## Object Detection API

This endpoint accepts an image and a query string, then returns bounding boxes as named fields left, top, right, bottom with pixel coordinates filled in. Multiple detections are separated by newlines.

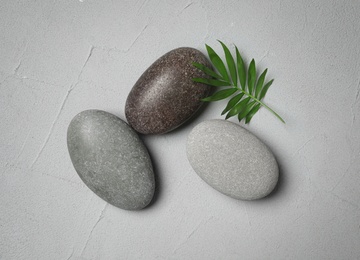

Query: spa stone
left=67, top=110, right=155, bottom=210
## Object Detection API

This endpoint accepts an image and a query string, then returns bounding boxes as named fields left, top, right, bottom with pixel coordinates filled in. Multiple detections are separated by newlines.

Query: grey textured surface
left=67, top=110, right=155, bottom=210
left=2, top=1, right=360, bottom=259
left=187, top=119, right=279, bottom=200
left=125, top=47, right=212, bottom=134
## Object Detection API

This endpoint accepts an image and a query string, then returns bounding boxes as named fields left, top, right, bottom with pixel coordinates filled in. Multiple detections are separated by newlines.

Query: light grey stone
left=67, top=110, right=155, bottom=210
left=186, top=119, right=279, bottom=200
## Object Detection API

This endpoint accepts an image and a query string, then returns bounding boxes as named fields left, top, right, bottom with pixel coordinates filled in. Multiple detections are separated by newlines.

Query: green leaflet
left=255, top=69, right=267, bottom=98
left=226, top=97, right=251, bottom=119
left=192, top=62, right=223, bottom=80
left=201, top=88, right=237, bottom=102
left=193, top=78, right=230, bottom=87
left=205, top=44, right=230, bottom=82
left=259, top=79, right=274, bottom=100
left=245, top=103, right=261, bottom=123
left=221, top=93, right=244, bottom=115
left=236, top=47, right=246, bottom=90
left=219, top=40, right=237, bottom=87
left=247, top=59, right=256, bottom=95
left=238, top=100, right=257, bottom=122
left=192, top=42, right=285, bottom=124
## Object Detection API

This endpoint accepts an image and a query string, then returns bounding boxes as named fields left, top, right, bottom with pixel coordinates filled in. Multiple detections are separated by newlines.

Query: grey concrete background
left=1, top=0, right=359, bottom=259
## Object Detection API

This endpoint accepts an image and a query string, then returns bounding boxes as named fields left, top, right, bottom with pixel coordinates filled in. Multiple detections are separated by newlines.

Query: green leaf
left=218, top=41, right=237, bottom=87
left=255, top=69, right=267, bottom=98
left=226, top=97, right=251, bottom=119
left=193, top=78, right=230, bottom=87
left=201, top=88, right=237, bottom=102
left=205, top=44, right=230, bottom=82
left=196, top=41, right=285, bottom=124
left=238, top=100, right=256, bottom=122
left=235, top=47, right=246, bottom=90
left=248, top=59, right=256, bottom=94
left=245, top=103, right=261, bottom=123
left=259, top=79, right=274, bottom=100
left=221, top=92, right=244, bottom=115
left=192, top=62, right=223, bottom=80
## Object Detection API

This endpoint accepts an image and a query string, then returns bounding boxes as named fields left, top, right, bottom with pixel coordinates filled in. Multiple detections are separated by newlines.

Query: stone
left=125, top=47, right=212, bottom=134
left=186, top=119, right=279, bottom=200
left=67, top=110, right=155, bottom=210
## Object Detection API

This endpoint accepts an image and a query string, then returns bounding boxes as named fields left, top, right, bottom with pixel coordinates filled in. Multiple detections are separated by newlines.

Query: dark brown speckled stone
left=125, top=47, right=212, bottom=134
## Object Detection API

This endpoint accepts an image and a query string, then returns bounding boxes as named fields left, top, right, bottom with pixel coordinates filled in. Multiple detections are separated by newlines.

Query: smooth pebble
left=186, top=119, right=279, bottom=200
left=67, top=110, right=155, bottom=210
left=125, top=47, right=212, bottom=134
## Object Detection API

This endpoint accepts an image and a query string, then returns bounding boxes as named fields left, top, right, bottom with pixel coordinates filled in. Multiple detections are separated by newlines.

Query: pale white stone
left=186, top=119, right=279, bottom=200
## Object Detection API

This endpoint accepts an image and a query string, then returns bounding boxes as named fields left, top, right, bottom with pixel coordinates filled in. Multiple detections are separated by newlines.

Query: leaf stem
left=235, top=87, right=285, bottom=123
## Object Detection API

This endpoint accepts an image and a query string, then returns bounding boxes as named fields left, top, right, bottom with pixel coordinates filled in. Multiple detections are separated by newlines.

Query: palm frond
left=193, top=42, right=285, bottom=124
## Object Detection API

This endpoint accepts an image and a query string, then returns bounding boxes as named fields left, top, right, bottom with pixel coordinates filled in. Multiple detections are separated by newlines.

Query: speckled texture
left=125, top=47, right=212, bottom=134
left=67, top=110, right=155, bottom=210
left=187, top=119, right=279, bottom=200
